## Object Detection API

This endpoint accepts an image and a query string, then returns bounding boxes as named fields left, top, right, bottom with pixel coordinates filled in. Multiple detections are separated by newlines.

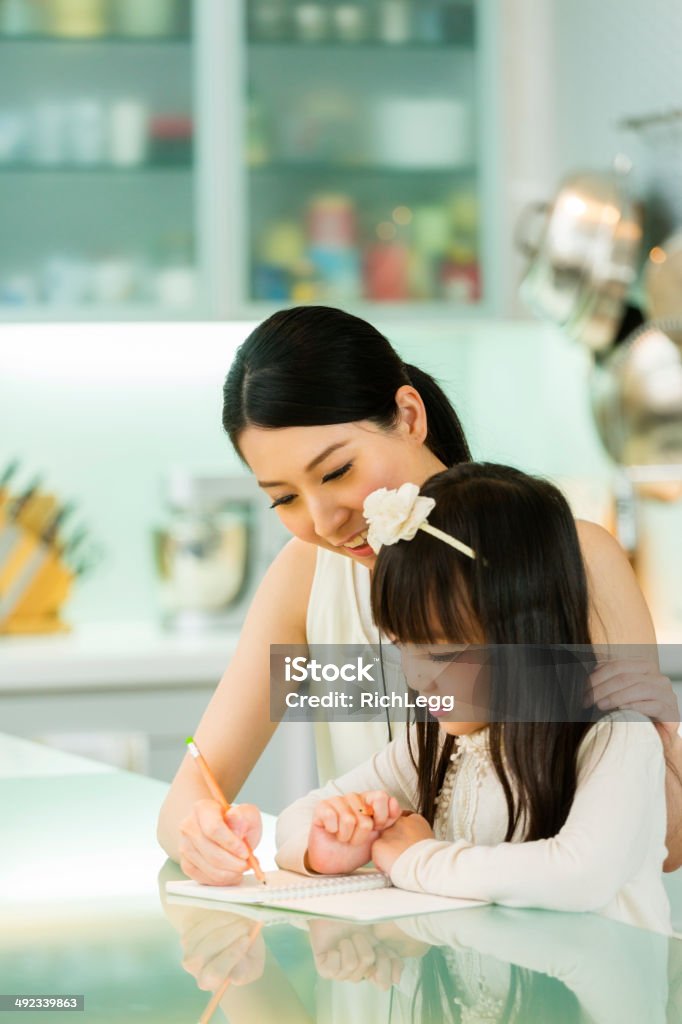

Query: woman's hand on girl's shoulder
left=371, top=814, right=434, bottom=876
left=178, top=800, right=262, bottom=886
left=306, top=790, right=401, bottom=875
left=587, top=657, right=679, bottom=739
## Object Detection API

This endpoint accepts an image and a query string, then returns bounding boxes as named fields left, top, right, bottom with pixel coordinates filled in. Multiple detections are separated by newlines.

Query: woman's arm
left=375, top=718, right=669, bottom=926
left=576, top=520, right=657, bottom=648
left=577, top=520, right=682, bottom=870
left=157, top=537, right=316, bottom=868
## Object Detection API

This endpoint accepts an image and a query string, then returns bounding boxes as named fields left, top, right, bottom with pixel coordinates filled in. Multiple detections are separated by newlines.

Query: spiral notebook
left=166, top=869, right=486, bottom=921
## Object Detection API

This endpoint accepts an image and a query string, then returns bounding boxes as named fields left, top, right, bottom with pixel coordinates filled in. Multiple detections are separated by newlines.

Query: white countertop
left=0, top=621, right=239, bottom=690
left=1, top=621, right=681, bottom=693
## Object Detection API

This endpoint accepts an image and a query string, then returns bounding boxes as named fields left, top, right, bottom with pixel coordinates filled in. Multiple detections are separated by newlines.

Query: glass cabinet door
left=242, top=0, right=485, bottom=314
left=0, top=0, right=200, bottom=320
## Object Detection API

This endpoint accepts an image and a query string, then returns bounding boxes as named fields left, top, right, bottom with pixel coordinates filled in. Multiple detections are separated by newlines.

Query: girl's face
left=239, top=390, right=444, bottom=567
left=399, top=641, right=490, bottom=735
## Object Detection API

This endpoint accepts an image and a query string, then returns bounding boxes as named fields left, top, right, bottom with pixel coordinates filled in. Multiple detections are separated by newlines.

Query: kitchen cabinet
left=0, top=0, right=500, bottom=322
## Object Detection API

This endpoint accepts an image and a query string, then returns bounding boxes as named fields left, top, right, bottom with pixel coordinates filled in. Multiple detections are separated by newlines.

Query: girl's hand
left=306, top=790, right=402, bottom=875
left=587, top=659, right=680, bottom=739
left=308, top=920, right=404, bottom=990
left=178, top=800, right=262, bottom=886
left=371, top=814, right=434, bottom=875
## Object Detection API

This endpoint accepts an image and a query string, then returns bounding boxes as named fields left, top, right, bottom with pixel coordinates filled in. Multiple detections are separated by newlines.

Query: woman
left=157, top=306, right=681, bottom=883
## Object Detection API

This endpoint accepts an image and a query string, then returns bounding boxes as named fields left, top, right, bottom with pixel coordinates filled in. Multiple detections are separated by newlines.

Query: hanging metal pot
left=517, top=166, right=643, bottom=353
left=590, top=319, right=682, bottom=469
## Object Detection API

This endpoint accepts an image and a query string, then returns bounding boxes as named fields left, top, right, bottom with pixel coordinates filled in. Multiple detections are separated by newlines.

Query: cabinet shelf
left=247, top=38, right=472, bottom=51
left=0, top=162, right=192, bottom=175
left=249, top=161, right=476, bottom=177
left=0, top=33, right=191, bottom=44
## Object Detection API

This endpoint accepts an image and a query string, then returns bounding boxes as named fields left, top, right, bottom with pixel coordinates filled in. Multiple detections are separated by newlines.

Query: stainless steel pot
left=590, top=320, right=682, bottom=467
left=517, top=168, right=643, bottom=353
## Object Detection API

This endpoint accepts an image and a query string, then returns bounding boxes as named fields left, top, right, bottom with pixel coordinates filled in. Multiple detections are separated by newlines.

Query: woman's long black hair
left=371, top=463, right=601, bottom=843
left=222, top=305, right=471, bottom=467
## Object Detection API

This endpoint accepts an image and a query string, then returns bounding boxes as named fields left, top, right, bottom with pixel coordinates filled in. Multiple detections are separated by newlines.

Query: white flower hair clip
left=363, top=482, right=476, bottom=559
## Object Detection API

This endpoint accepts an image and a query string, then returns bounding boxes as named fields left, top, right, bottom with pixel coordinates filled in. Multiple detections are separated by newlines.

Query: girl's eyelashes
left=268, top=462, right=352, bottom=508
left=428, top=649, right=469, bottom=663
left=321, top=461, right=353, bottom=484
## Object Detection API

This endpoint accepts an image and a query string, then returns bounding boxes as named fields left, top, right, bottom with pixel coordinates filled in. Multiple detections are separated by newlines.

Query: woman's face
left=239, top=392, right=444, bottom=566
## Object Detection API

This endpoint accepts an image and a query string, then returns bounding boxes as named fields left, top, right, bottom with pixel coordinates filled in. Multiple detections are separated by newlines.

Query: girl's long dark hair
left=371, top=463, right=599, bottom=843
left=222, top=305, right=471, bottom=467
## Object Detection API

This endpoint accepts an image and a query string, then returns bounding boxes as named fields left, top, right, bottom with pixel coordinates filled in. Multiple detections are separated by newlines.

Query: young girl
left=276, top=463, right=671, bottom=934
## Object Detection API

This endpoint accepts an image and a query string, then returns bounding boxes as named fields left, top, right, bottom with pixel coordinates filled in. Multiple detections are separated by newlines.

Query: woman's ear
left=394, top=385, right=429, bottom=444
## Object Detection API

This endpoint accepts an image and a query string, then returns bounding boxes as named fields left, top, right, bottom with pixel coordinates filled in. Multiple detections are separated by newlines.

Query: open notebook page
left=166, top=869, right=486, bottom=921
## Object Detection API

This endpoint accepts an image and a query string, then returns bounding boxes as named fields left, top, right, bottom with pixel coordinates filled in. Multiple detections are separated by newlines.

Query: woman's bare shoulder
left=250, top=537, right=318, bottom=633
left=575, top=520, right=656, bottom=646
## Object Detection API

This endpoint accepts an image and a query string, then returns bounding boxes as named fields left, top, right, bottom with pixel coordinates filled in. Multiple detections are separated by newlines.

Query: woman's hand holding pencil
left=177, top=737, right=265, bottom=887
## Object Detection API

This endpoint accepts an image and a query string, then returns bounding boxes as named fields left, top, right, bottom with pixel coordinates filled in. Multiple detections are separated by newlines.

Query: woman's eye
left=321, top=462, right=352, bottom=484
left=270, top=494, right=295, bottom=509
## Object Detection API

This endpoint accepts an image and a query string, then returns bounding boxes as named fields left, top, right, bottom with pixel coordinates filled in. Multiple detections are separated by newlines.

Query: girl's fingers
left=313, top=801, right=340, bottom=834
left=362, top=790, right=391, bottom=827
left=332, top=795, right=370, bottom=843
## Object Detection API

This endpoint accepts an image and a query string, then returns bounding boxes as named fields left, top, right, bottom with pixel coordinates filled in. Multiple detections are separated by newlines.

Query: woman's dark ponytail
left=223, top=305, right=471, bottom=467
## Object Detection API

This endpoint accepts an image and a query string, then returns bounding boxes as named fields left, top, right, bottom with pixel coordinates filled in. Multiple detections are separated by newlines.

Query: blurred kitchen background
left=1, top=0, right=682, bottom=814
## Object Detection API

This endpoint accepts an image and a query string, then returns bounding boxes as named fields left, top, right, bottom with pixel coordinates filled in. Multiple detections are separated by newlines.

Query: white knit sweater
left=276, top=715, right=671, bottom=934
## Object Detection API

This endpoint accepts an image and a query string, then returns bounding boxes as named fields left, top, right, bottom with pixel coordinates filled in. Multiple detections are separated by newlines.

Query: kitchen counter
left=0, top=621, right=239, bottom=690
left=0, top=621, right=316, bottom=808
left=3, top=733, right=682, bottom=1023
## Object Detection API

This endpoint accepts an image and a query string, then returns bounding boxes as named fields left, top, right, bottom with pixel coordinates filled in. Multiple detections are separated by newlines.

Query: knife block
left=0, top=522, right=73, bottom=635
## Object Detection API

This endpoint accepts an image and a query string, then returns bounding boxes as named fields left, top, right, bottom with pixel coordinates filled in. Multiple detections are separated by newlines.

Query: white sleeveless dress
left=306, top=547, right=406, bottom=784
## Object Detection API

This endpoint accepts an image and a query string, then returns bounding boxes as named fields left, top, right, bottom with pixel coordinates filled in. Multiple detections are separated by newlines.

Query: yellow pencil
left=186, top=737, right=266, bottom=885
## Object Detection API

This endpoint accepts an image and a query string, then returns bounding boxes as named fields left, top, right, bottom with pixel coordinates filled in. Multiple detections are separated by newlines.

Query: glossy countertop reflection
left=2, top=734, right=682, bottom=1023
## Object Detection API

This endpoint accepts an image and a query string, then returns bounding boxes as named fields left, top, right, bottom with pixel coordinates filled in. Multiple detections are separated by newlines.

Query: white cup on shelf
left=30, top=102, right=67, bottom=165
left=67, top=99, right=106, bottom=165
left=91, top=256, right=136, bottom=303
left=108, top=99, right=148, bottom=166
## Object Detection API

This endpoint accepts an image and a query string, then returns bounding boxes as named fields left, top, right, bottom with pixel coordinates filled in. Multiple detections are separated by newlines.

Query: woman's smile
left=239, top=419, right=444, bottom=562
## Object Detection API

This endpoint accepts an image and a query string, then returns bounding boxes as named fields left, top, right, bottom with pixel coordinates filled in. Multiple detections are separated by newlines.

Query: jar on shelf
left=0, top=0, right=44, bottom=36
left=248, top=0, right=289, bottom=41
left=293, top=1, right=331, bottom=43
left=47, top=0, right=108, bottom=37
left=377, top=0, right=412, bottom=44
left=154, top=232, right=197, bottom=308
left=331, top=1, right=370, bottom=43
left=148, top=114, right=193, bottom=166
left=112, top=0, right=182, bottom=37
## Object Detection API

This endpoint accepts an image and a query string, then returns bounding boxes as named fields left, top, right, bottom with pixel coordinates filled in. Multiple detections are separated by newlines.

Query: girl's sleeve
left=276, top=732, right=419, bottom=874
left=389, top=717, right=666, bottom=912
